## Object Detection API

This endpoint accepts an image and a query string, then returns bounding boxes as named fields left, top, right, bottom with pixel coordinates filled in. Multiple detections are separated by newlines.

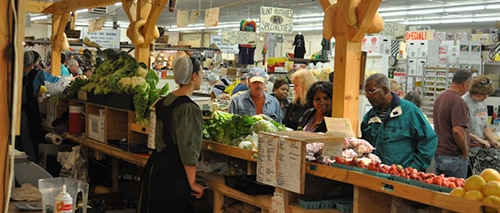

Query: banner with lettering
left=204, top=7, right=219, bottom=27
left=259, top=6, right=293, bottom=34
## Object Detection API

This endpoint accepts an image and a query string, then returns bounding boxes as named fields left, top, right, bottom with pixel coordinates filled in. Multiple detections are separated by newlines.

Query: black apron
left=137, top=96, right=196, bottom=213
left=17, top=69, right=43, bottom=162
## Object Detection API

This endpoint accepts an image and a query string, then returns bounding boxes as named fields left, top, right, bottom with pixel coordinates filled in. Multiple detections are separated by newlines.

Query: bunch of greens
left=65, top=77, right=88, bottom=99
left=81, top=49, right=169, bottom=125
left=202, top=111, right=285, bottom=145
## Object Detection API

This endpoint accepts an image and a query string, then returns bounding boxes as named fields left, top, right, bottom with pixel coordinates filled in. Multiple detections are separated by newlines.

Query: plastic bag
left=44, top=77, right=71, bottom=95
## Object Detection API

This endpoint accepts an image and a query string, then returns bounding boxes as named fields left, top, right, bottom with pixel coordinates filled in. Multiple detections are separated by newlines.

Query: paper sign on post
left=324, top=117, right=355, bottom=138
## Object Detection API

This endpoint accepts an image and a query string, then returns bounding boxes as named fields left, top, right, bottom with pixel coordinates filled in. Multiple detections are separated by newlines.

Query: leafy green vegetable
left=203, top=111, right=285, bottom=145
left=80, top=50, right=169, bottom=124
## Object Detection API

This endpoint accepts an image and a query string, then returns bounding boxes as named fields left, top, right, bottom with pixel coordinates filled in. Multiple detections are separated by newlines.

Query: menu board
left=256, top=133, right=305, bottom=194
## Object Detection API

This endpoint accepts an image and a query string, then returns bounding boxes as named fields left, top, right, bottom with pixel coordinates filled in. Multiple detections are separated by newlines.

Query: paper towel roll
left=45, top=133, right=62, bottom=145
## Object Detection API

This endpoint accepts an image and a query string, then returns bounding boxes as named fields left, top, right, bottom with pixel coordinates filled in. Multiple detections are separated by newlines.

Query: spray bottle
left=54, top=184, right=73, bottom=213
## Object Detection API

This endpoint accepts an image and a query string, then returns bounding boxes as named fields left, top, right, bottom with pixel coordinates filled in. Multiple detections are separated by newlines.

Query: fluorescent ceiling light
left=486, top=4, right=500, bottom=9
left=76, top=9, right=87, bottom=13
left=379, top=11, right=408, bottom=17
left=444, top=5, right=485, bottom=12
left=474, top=17, right=500, bottom=22
left=293, top=17, right=323, bottom=23
left=168, top=23, right=241, bottom=32
left=408, top=9, right=443, bottom=15
left=31, top=15, right=48, bottom=21
left=440, top=18, right=472, bottom=24
left=115, top=2, right=122, bottom=6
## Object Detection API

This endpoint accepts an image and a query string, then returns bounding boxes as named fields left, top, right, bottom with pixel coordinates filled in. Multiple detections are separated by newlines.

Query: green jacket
left=361, top=94, right=437, bottom=171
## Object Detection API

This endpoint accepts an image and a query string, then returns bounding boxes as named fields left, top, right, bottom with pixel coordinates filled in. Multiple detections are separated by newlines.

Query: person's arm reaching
left=483, top=126, right=500, bottom=148
left=470, top=132, right=491, bottom=148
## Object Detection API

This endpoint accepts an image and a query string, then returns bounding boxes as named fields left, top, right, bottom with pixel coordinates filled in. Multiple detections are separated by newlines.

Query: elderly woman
left=462, top=75, right=500, bottom=174
left=283, top=69, right=317, bottom=130
left=298, top=81, right=333, bottom=132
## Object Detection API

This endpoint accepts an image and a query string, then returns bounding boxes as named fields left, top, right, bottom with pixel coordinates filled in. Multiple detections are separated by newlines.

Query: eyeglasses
left=480, top=79, right=491, bottom=85
left=365, top=88, right=382, bottom=95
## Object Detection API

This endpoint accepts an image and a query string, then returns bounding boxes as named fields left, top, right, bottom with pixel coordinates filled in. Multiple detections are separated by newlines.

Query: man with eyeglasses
left=433, top=69, right=472, bottom=178
left=361, top=73, right=437, bottom=172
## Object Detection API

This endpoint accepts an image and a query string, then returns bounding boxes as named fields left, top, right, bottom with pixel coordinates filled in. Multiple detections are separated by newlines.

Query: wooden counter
left=66, top=133, right=500, bottom=213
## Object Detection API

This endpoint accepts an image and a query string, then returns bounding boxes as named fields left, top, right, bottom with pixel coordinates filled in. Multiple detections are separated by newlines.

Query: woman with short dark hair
left=298, top=81, right=333, bottom=132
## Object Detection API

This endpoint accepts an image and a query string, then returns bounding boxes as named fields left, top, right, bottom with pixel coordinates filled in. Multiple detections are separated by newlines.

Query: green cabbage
left=251, top=120, right=278, bottom=133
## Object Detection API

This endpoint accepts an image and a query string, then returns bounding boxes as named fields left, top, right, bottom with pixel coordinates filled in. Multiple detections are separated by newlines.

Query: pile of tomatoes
left=334, top=156, right=465, bottom=189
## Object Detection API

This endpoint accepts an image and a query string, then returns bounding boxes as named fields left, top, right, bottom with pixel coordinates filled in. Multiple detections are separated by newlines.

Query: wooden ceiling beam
left=43, top=0, right=119, bottom=14
left=141, top=0, right=168, bottom=48
left=26, top=1, right=54, bottom=13
left=121, top=0, right=136, bottom=22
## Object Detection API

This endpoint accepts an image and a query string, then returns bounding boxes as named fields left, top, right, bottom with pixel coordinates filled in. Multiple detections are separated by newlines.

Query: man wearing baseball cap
left=228, top=68, right=282, bottom=123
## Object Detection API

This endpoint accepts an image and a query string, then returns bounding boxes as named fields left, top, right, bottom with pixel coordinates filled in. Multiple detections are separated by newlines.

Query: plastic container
left=38, top=177, right=88, bottom=213
left=68, top=106, right=84, bottom=134
left=54, top=184, right=72, bottom=213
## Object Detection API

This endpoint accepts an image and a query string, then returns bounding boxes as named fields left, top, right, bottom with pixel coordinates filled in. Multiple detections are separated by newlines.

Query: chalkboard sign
left=256, top=131, right=344, bottom=194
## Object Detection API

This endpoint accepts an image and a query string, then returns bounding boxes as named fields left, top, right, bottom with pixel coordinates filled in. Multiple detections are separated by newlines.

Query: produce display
left=75, top=49, right=169, bottom=125
left=449, top=169, right=500, bottom=213
left=203, top=110, right=285, bottom=146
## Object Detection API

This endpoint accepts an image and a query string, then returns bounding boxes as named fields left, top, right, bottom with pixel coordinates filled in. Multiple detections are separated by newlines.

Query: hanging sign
left=177, top=10, right=188, bottom=28
left=259, top=6, right=293, bottom=34
left=221, top=30, right=257, bottom=45
left=209, top=35, right=238, bottom=54
left=405, top=31, right=434, bottom=40
left=204, top=7, right=219, bottom=27
left=188, top=10, right=201, bottom=24
left=81, top=28, right=120, bottom=49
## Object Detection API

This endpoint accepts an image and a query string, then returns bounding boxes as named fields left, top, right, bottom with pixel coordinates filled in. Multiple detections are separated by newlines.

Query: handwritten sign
left=257, top=131, right=344, bottom=193
left=405, top=30, right=435, bottom=41
left=209, top=35, right=238, bottom=54
left=257, top=133, right=304, bottom=193
left=271, top=192, right=285, bottom=213
left=324, top=117, right=355, bottom=138
left=204, top=7, right=219, bottom=27
left=81, top=28, right=120, bottom=49
left=221, top=30, right=257, bottom=45
left=379, top=23, right=406, bottom=39
left=259, top=6, right=293, bottom=34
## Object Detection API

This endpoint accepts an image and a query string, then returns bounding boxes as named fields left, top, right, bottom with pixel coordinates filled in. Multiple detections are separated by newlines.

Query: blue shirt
left=60, top=64, right=70, bottom=77
left=228, top=91, right=282, bottom=123
left=26, top=70, right=60, bottom=98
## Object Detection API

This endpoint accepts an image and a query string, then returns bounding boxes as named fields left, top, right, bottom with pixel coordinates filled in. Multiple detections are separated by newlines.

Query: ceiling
left=32, top=0, right=500, bottom=32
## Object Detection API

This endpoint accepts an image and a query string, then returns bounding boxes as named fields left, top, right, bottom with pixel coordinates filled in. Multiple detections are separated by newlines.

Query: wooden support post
left=353, top=186, right=392, bottom=213
left=50, top=13, right=70, bottom=76
left=274, top=188, right=291, bottom=213
left=321, top=0, right=383, bottom=137
left=213, top=191, right=224, bottom=213
left=1, top=0, right=25, bottom=210
left=331, top=36, right=362, bottom=134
